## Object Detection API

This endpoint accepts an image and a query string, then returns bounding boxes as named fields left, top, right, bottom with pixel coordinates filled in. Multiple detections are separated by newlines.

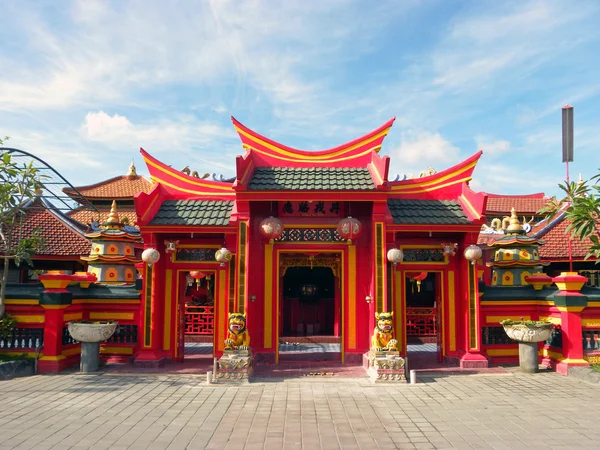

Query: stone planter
left=68, top=321, right=118, bottom=373
left=502, top=323, right=553, bottom=343
left=501, top=322, right=553, bottom=374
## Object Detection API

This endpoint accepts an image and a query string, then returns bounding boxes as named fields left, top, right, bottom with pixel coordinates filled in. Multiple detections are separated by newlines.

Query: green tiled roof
left=387, top=199, right=471, bottom=225
left=247, top=167, right=375, bottom=191
left=149, top=200, right=233, bottom=226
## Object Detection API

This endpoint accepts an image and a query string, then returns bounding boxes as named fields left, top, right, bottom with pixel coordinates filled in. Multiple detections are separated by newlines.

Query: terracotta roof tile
left=485, top=193, right=549, bottom=215
left=537, top=219, right=597, bottom=260
left=68, top=208, right=138, bottom=228
left=64, top=175, right=153, bottom=200
left=1, top=199, right=91, bottom=257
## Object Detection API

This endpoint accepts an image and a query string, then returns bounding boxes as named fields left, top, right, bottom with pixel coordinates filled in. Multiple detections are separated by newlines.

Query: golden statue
left=224, top=312, right=250, bottom=350
left=371, top=312, right=398, bottom=351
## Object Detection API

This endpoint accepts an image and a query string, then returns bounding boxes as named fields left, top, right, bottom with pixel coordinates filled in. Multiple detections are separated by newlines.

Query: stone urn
left=501, top=321, right=553, bottom=373
left=68, top=321, right=118, bottom=373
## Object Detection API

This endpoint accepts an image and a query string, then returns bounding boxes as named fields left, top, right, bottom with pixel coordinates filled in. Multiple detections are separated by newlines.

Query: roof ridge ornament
left=505, top=207, right=524, bottom=235
left=102, top=200, right=123, bottom=230
left=127, top=160, right=137, bottom=177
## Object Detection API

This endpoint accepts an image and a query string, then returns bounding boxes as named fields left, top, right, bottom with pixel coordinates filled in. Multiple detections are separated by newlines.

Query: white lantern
left=141, top=248, right=160, bottom=266
left=387, top=248, right=404, bottom=266
left=464, top=244, right=482, bottom=265
left=215, top=247, right=232, bottom=266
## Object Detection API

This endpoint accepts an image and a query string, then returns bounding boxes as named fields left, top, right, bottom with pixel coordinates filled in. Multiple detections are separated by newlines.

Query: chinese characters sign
left=278, top=201, right=343, bottom=217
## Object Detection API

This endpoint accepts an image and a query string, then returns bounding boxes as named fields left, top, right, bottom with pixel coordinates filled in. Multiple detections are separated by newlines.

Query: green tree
left=0, top=140, right=47, bottom=317
left=539, top=172, right=600, bottom=261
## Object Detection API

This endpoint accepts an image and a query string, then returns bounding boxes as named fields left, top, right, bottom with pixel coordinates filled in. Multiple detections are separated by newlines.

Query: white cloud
left=431, top=1, right=597, bottom=91
left=470, top=163, right=557, bottom=195
left=475, top=138, right=511, bottom=157
left=387, top=129, right=461, bottom=178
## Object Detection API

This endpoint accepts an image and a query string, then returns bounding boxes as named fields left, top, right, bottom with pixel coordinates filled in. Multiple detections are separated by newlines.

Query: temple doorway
left=405, top=271, right=443, bottom=367
left=278, top=256, right=341, bottom=361
left=176, top=270, right=215, bottom=362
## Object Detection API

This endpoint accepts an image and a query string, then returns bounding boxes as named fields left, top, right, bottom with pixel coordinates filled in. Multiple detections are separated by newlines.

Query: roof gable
left=388, top=199, right=471, bottom=225
left=64, top=175, right=153, bottom=200
left=1, top=198, right=91, bottom=256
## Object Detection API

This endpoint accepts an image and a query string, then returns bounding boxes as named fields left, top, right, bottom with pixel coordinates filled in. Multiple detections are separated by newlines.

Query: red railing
left=184, top=305, right=214, bottom=335
left=406, top=307, right=436, bottom=336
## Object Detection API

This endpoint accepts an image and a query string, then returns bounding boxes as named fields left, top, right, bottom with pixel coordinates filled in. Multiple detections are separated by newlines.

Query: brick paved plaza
left=0, top=370, right=598, bottom=449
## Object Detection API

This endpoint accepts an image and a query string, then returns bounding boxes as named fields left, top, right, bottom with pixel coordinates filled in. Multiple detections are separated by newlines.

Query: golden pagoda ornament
left=81, top=201, right=142, bottom=284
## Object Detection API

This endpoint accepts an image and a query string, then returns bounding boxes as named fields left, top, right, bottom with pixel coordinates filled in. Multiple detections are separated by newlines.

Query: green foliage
left=13, top=228, right=46, bottom=267
left=539, top=172, right=600, bottom=262
left=592, top=365, right=600, bottom=373
left=499, top=318, right=551, bottom=326
left=1, top=148, right=49, bottom=315
left=0, top=313, right=17, bottom=338
left=0, top=353, right=34, bottom=362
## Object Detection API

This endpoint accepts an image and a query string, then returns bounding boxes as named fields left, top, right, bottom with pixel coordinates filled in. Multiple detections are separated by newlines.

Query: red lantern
left=337, top=216, right=362, bottom=243
left=259, top=216, right=284, bottom=243
left=189, top=270, right=206, bottom=289
left=406, top=271, right=427, bottom=293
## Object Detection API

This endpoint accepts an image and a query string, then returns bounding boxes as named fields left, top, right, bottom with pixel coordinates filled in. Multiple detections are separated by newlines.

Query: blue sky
left=1, top=0, right=599, bottom=198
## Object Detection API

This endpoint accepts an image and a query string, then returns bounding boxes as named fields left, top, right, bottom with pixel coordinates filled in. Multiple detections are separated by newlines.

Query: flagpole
left=562, top=105, right=574, bottom=272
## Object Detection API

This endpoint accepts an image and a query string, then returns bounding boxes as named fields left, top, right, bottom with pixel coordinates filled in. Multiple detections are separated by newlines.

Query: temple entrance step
left=278, top=335, right=341, bottom=344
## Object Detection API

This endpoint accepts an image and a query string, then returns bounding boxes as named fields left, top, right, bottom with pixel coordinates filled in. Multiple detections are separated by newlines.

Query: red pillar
left=37, top=272, right=76, bottom=373
left=459, top=240, right=489, bottom=369
left=552, top=272, right=589, bottom=375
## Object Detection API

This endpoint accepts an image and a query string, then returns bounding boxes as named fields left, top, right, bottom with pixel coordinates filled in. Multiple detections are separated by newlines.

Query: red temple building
left=3, top=119, right=599, bottom=375
left=134, top=117, right=491, bottom=368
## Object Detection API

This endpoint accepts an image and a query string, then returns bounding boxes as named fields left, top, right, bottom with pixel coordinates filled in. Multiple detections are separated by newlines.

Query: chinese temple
left=134, top=117, right=491, bottom=368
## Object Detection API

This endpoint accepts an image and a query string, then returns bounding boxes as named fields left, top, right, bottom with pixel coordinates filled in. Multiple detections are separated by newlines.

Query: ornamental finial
left=127, top=160, right=137, bottom=177
left=505, top=207, right=523, bottom=234
left=106, top=200, right=120, bottom=225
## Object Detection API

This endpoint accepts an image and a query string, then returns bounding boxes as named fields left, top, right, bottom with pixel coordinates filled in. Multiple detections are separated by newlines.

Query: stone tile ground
left=0, top=370, right=598, bottom=449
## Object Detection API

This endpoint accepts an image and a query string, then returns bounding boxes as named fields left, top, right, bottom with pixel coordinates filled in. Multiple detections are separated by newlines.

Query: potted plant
left=500, top=318, right=553, bottom=373
left=67, top=320, right=118, bottom=373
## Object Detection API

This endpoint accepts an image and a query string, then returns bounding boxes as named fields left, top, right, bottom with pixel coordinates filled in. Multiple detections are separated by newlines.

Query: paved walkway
left=0, top=369, right=598, bottom=449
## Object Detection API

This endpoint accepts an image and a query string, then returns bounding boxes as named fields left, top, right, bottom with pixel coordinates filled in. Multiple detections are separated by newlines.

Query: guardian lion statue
left=224, top=312, right=250, bottom=350
left=371, top=312, right=398, bottom=351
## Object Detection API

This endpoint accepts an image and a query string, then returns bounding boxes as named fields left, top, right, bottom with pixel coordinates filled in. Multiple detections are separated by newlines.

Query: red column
left=459, top=240, right=488, bottom=369
left=552, top=272, right=589, bottom=375
left=37, top=272, right=76, bottom=373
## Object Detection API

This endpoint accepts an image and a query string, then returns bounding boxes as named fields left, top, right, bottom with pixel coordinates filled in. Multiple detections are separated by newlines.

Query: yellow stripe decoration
left=348, top=245, right=357, bottom=349
left=264, top=244, right=273, bottom=349
left=448, top=271, right=456, bottom=352
left=235, top=125, right=390, bottom=161
left=163, top=269, right=173, bottom=351
left=12, top=315, right=45, bottom=323
left=90, top=312, right=134, bottom=321
left=218, top=269, right=226, bottom=352
left=100, top=346, right=134, bottom=355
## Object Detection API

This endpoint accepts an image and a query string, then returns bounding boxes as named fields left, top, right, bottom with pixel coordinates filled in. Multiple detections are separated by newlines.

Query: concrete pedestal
left=80, top=342, right=101, bottom=373
left=363, top=351, right=406, bottom=382
left=217, top=350, right=253, bottom=382
left=518, top=342, right=539, bottom=373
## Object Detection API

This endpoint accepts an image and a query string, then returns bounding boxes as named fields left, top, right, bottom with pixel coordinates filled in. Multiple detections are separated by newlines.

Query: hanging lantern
left=464, top=244, right=482, bottom=265
left=215, top=247, right=232, bottom=266
left=189, top=270, right=206, bottom=289
left=387, top=248, right=404, bottom=266
left=141, top=248, right=160, bottom=266
left=337, top=216, right=362, bottom=243
left=407, top=271, right=428, bottom=293
left=259, top=216, right=284, bottom=243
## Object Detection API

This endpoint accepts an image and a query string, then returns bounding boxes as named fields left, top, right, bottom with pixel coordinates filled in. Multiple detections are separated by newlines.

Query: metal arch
left=0, top=147, right=99, bottom=219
